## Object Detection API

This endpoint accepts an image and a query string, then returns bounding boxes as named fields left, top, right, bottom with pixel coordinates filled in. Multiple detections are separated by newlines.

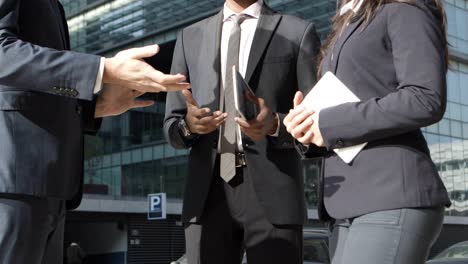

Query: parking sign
left=148, top=193, right=167, bottom=220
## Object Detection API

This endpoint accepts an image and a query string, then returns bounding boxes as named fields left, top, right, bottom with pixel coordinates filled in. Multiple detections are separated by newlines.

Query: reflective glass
left=62, top=0, right=336, bottom=54
left=444, top=0, right=468, bottom=53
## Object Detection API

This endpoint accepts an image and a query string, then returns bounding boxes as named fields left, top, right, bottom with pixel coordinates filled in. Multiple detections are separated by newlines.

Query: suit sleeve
left=0, top=0, right=101, bottom=101
left=318, top=4, right=447, bottom=150
left=163, top=30, right=195, bottom=149
left=273, top=22, right=325, bottom=157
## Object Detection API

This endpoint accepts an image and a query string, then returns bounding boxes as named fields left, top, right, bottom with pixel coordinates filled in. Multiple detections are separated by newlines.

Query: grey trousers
left=0, top=195, right=66, bottom=264
left=329, top=207, right=444, bottom=264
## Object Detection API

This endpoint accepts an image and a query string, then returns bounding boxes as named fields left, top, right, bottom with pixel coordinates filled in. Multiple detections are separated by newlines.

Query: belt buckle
left=236, top=153, right=247, bottom=168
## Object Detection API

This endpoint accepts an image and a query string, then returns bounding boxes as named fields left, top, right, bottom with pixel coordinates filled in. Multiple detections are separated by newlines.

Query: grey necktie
left=220, top=14, right=247, bottom=182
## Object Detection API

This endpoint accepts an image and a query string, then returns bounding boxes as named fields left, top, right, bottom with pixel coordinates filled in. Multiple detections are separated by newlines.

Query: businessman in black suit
left=0, top=0, right=189, bottom=263
left=164, top=0, right=320, bottom=263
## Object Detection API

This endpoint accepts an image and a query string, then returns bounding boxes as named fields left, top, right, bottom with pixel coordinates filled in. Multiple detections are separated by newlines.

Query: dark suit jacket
left=164, top=6, right=321, bottom=225
left=0, top=0, right=101, bottom=209
left=308, top=0, right=451, bottom=220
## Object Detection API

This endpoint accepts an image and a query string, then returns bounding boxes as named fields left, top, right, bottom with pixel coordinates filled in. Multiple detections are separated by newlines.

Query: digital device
left=232, top=66, right=259, bottom=121
left=301, top=71, right=367, bottom=164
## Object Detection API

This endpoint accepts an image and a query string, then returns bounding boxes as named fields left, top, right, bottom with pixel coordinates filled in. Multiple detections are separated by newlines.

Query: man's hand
left=183, top=90, right=227, bottom=135
left=284, top=91, right=324, bottom=147
left=235, top=95, right=278, bottom=142
left=95, top=85, right=154, bottom=118
left=103, top=45, right=191, bottom=93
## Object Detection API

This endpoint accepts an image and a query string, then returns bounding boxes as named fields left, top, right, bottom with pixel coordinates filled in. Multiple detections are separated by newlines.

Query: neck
left=226, top=0, right=257, bottom=13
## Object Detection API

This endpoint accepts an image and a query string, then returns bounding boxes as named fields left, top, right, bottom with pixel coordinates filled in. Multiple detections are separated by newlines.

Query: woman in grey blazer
left=284, top=0, right=450, bottom=263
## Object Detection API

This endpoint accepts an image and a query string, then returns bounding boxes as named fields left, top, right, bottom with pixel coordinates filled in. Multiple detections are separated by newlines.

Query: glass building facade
left=62, top=0, right=468, bottom=217
left=424, top=0, right=468, bottom=217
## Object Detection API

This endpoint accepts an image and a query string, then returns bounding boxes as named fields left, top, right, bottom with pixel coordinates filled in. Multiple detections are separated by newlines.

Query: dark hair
left=318, top=0, right=448, bottom=77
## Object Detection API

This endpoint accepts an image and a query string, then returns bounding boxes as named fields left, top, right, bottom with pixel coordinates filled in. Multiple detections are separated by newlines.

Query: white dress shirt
left=218, top=0, right=279, bottom=152
left=340, top=0, right=364, bottom=16
left=330, top=0, right=364, bottom=62
left=93, top=58, right=105, bottom=94
left=220, top=1, right=262, bottom=84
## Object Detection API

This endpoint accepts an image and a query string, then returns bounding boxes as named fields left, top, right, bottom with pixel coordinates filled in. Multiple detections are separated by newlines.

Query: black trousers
left=0, top=195, right=66, bottom=264
left=185, top=158, right=303, bottom=264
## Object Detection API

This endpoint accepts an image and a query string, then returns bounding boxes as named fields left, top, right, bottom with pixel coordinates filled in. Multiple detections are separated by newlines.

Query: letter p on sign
left=148, top=193, right=167, bottom=220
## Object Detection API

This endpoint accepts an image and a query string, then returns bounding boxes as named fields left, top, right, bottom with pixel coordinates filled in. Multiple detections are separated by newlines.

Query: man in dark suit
left=0, top=0, right=190, bottom=263
left=164, top=0, right=320, bottom=263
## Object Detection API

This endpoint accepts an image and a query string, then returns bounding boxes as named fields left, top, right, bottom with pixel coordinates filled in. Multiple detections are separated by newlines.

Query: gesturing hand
left=95, top=85, right=154, bottom=118
left=235, top=94, right=278, bottom=142
left=284, top=91, right=325, bottom=147
left=103, top=45, right=191, bottom=93
left=183, top=90, right=227, bottom=135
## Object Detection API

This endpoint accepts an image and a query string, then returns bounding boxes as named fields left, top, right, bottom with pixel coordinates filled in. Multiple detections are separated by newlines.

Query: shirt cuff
left=93, top=57, right=105, bottom=94
left=269, top=113, right=280, bottom=137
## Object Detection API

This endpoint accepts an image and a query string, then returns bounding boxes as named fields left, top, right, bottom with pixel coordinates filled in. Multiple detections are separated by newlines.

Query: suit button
left=244, top=143, right=249, bottom=147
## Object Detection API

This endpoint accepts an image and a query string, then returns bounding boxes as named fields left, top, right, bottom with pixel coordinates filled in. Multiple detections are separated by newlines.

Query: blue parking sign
left=148, top=193, right=167, bottom=220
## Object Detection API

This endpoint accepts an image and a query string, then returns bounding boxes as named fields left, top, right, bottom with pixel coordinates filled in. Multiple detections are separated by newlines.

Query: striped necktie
left=220, top=14, right=248, bottom=182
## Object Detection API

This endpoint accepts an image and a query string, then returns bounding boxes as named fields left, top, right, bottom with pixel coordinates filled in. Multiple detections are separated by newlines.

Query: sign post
left=148, top=193, right=167, bottom=220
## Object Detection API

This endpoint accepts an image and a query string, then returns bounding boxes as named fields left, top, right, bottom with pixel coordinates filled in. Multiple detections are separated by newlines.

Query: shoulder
left=280, top=13, right=315, bottom=31
left=180, top=12, right=220, bottom=36
left=265, top=4, right=313, bottom=29
left=277, top=13, right=317, bottom=43
left=379, top=0, right=443, bottom=34
left=380, top=0, right=445, bottom=46
left=381, top=0, right=440, bottom=19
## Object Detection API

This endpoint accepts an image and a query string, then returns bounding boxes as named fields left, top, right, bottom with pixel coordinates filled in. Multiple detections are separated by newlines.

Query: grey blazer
left=164, top=6, right=321, bottom=225
left=0, top=0, right=101, bottom=209
left=306, top=0, right=451, bottom=220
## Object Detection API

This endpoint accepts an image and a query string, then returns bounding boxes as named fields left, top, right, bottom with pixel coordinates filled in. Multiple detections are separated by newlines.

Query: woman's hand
left=284, top=91, right=325, bottom=147
left=298, top=112, right=324, bottom=147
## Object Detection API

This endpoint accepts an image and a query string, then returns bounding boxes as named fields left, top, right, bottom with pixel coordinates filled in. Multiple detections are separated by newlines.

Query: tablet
left=232, top=66, right=259, bottom=121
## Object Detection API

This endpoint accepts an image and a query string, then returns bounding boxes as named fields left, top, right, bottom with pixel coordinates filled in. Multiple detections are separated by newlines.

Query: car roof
left=427, top=260, right=468, bottom=264
left=451, top=241, right=468, bottom=247
left=430, top=240, right=468, bottom=261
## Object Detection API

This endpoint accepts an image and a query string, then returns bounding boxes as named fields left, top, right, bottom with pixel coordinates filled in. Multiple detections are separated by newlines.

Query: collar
left=340, top=0, right=364, bottom=16
left=223, top=0, right=263, bottom=22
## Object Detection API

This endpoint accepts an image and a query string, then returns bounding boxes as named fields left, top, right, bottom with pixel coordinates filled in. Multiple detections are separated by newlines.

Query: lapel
left=50, top=0, right=69, bottom=50
left=57, top=1, right=71, bottom=50
left=330, top=16, right=364, bottom=73
left=244, top=5, right=282, bottom=84
left=204, top=9, right=224, bottom=109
